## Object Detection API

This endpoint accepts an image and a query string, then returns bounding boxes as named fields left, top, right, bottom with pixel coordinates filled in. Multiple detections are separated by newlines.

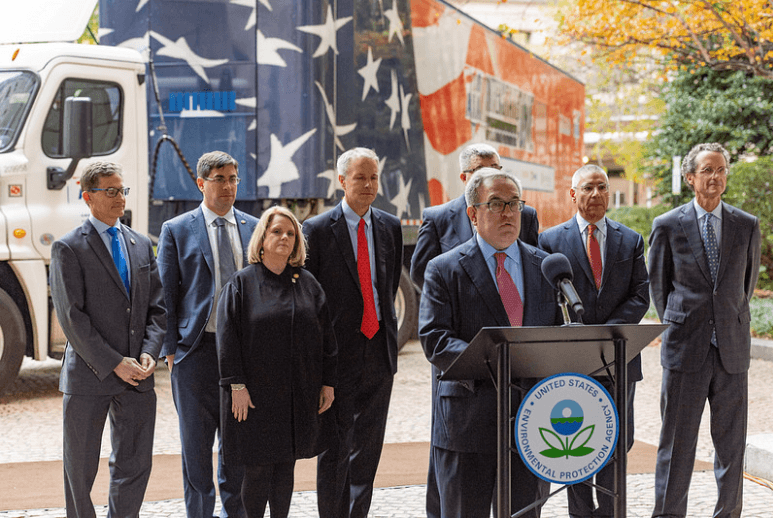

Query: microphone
left=541, top=253, right=585, bottom=318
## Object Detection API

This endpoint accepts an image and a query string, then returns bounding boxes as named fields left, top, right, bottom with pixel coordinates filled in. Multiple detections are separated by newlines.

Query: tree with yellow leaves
left=557, top=0, right=773, bottom=78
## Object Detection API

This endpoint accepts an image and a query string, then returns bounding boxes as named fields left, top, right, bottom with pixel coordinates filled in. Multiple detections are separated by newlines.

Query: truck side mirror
left=47, top=96, right=94, bottom=190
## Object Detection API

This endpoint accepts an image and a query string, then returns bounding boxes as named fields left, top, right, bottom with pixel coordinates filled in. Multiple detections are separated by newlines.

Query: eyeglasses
left=474, top=199, right=524, bottom=213
left=90, top=187, right=130, bottom=197
left=577, top=183, right=609, bottom=194
left=695, top=167, right=727, bottom=177
left=463, top=164, right=503, bottom=174
left=203, top=176, right=241, bottom=185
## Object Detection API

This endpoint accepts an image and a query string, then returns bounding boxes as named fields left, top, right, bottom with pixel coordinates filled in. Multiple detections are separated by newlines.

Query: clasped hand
left=113, top=353, right=156, bottom=386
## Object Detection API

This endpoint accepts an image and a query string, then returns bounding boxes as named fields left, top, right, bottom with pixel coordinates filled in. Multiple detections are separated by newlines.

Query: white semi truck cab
left=0, top=2, right=149, bottom=392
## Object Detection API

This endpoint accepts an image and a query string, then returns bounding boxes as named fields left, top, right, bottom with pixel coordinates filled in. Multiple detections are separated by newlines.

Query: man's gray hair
left=571, top=164, right=609, bottom=188
left=197, top=151, right=239, bottom=179
left=337, top=147, right=379, bottom=178
left=681, top=143, right=730, bottom=187
left=459, top=143, right=500, bottom=172
left=465, top=168, right=522, bottom=207
left=81, top=161, right=122, bottom=193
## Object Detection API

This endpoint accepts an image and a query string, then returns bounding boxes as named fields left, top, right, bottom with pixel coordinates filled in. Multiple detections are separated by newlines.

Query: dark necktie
left=215, top=217, right=237, bottom=285
left=703, top=213, right=719, bottom=346
left=703, top=213, right=719, bottom=283
left=358, top=218, right=379, bottom=339
left=106, top=227, right=130, bottom=295
left=495, top=252, right=523, bottom=326
left=587, top=224, right=602, bottom=289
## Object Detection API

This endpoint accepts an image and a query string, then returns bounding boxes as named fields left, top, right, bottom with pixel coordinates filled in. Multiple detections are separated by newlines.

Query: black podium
left=441, top=323, right=668, bottom=518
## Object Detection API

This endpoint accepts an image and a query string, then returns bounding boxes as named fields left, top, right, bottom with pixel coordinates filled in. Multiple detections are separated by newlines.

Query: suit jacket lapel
left=679, top=203, right=713, bottom=285
left=330, top=204, right=360, bottom=286
left=371, top=209, right=388, bottom=297
left=233, top=208, right=253, bottom=265
left=716, top=203, right=736, bottom=283
left=193, top=208, right=216, bottom=276
left=602, top=219, right=623, bottom=290
left=459, top=241, right=510, bottom=327
left=450, top=195, right=473, bottom=244
left=123, top=228, right=141, bottom=300
left=83, top=220, right=129, bottom=299
left=520, top=242, right=544, bottom=324
left=563, top=220, right=595, bottom=287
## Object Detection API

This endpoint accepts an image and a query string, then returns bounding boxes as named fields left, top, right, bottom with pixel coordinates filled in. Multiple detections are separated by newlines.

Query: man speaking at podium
left=538, top=164, right=650, bottom=518
left=418, top=168, right=561, bottom=518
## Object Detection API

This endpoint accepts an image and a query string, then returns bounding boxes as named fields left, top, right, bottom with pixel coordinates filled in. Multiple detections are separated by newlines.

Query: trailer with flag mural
left=0, top=0, right=584, bottom=392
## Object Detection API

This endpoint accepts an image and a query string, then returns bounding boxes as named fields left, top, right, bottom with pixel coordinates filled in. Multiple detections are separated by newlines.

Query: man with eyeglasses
left=419, top=168, right=561, bottom=517
left=50, top=161, right=166, bottom=517
left=538, top=164, right=650, bottom=518
left=649, top=143, right=761, bottom=518
left=157, top=151, right=258, bottom=518
left=410, top=143, right=539, bottom=518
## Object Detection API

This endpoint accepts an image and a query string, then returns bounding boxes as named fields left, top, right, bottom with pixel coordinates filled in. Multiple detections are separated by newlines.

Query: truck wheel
left=0, top=288, right=26, bottom=394
left=395, top=268, right=418, bottom=352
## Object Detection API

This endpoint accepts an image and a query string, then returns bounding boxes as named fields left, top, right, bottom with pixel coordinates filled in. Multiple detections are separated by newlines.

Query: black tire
left=395, top=268, right=418, bottom=352
left=0, top=288, right=26, bottom=395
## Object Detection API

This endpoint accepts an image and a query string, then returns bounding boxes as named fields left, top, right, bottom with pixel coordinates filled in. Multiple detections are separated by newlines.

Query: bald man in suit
left=538, top=164, right=649, bottom=517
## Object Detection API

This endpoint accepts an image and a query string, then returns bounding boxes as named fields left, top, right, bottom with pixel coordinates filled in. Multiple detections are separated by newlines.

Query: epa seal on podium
left=515, top=373, right=618, bottom=485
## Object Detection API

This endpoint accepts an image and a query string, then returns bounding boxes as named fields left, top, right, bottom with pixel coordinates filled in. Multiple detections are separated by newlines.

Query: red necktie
left=358, top=219, right=379, bottom=339
left=495, top=252, right=523, bottom=327
left=587, top=224, right=602, bottom=289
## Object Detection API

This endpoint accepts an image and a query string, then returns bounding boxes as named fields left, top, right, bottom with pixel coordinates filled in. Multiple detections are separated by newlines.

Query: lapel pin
left=292, top=273, right=299, bottom=284
left=130, top=238, right=136, bottom=245
left=241, top=219, right=246, bottom=224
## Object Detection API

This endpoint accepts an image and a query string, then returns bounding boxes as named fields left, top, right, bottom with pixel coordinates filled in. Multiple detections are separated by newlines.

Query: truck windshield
left=0, top=71, right=38, bottom=153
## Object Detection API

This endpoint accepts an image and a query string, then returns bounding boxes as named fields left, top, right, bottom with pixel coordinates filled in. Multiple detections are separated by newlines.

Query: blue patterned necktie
left=703, top=213, right=718, bottom=345
left=703, top=213, right=719, bottom=283
left=215, top=217, right=237, bottom=285
left=106, top=227, right=130, bottom=295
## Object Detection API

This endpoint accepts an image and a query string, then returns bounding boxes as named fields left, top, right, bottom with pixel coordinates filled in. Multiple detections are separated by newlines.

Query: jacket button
left=709, top=319, right=714, bottom=325
left=126, top=308, right=131, bottom=313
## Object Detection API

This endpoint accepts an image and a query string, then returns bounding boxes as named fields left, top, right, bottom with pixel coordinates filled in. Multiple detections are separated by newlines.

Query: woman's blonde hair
left=247, top=206, right=307, bottom=267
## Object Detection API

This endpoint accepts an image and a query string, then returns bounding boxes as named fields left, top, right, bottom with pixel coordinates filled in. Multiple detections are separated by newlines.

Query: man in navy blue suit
left=157, top=151, right=258, bottom=518
left=419, top=168, right=561, bottom=518
left=538, top=164, right=650, bottom=518
left=303, top=148, right=403, bottom=518
left=411, top=143, right=540, bottom=518
left=649, top=143, right=760, bottom=517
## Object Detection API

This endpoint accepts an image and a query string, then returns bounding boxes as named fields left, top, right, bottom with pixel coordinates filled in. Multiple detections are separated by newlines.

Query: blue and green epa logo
left=542, top=399, right=594, bottom=458
left=515, top=373, right=618, bottom=485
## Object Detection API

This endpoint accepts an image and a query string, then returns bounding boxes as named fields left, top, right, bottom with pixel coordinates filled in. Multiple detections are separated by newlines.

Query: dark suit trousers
left=568, top=381, right=636, bottom=518
left=653, top=345, right=747, bottom=518
left=62, top=388, right=156, bottom=518
left=432, top=446, right=548, bottom=518
left=171, top=333, right=244, bottom=518
left=317, top=326, right=394, bottom=518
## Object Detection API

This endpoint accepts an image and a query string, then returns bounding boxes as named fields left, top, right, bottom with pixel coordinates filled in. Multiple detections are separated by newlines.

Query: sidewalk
left=1, top=337, right=772, bottom=516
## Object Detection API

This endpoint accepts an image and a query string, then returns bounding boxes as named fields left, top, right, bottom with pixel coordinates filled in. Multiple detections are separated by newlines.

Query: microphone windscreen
left=541, top=253, right=574, bottom=287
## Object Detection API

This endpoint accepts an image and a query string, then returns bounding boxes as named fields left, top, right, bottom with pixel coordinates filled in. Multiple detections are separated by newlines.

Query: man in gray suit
left=649, top=143, right=761, bottom=518
left=50, top=162, right=166, bottom=518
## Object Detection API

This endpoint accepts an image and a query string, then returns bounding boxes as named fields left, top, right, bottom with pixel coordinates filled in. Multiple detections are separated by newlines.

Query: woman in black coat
left=217, top=206, right=337, bottom=517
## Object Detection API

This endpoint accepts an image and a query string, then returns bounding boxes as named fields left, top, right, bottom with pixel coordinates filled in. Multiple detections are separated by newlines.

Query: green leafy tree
left=724, top=157, right=773, bottom=290
left=644, top=68, right=773, bottom=206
